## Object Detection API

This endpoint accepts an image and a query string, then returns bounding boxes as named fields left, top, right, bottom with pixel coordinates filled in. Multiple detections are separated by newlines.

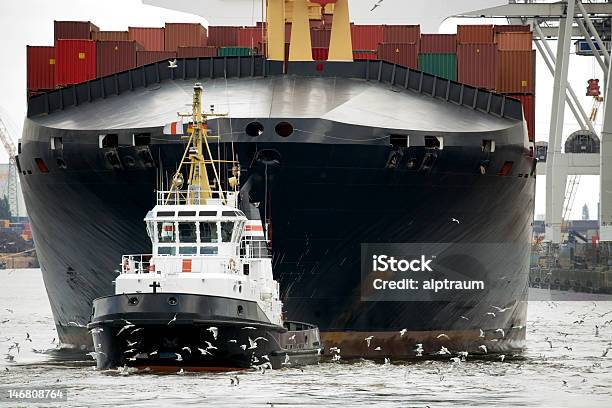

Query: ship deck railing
left=156, top=189, right=239, bottom=207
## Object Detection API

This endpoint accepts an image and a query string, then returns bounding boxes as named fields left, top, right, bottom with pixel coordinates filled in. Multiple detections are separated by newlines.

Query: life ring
left=228, top=258, right=237, bottom=271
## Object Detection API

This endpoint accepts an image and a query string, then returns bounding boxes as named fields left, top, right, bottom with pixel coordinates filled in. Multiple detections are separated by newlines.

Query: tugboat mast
left=166, top=83, right=234, bottom=205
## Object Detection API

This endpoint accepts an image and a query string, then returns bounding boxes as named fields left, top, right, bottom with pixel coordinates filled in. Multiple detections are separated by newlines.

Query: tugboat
left=87, top=83, right=321, bottom=371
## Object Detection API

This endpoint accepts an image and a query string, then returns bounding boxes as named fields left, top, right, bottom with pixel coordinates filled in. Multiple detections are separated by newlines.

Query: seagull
left=167, top=314, right=177, bottom=325
left=204, top=341, right=217, bottom=350
left=177, top=368, right=185, bottom=375
left=253, top=337, right=268, bottom=343
left=230, top=376, right=240, bottom=386
left=150, top=350, right=158, bottom=356
left=414, top=343, right=424, bottom=356
left=182, top=346, right=191, bottom=354
left=384, top=357, right=390, bottom=364
left=374, top=346, right=382, bottom=351
left=126, top=340, right=138, bottom=347
left=437, top=333, right=450, bottom=340
left=6, top=309, right=13, bottom=313
left=511, top=325, right=524, bottom=330
left=495, top=329, right=505, bottom=338
left=282, top=354, right=290, bottom=366
left=130, top=328, right=143, bottom=335
left=370, top=0, right=384, bottom=12
left=545, top=339, right=553, bottom=349
left=228, top=339, right=237, bottom=343
left=399, top=329, right=407, bottom=337
left=207, top=327, right=218, bottom=340
left=499, top=354, right=506, bottom=362
left=329, top=347, right=341, bottom=354
left=479, top=329, right=485, bottom=338
left=248, top=337, right=258, bottom=350
left=198, top=348, right=212, bottom=356
left=89, top=328, right=103, bottom=334
left=491, top=305, right=510, bottom=313
left=242, top=327, right=257, bottom=330
left=564, top=346, right=573, bottom=351
left=332, top=353, right=341, bottom=361
left=364, top=336, right=374, bottom=347
left=0, top=320, right=9, bottom=324
left=67, top=321, right=85, bottom=327
left=460, top=316, right=469, bottom=321
left=240, top=344, right=247, bottom=350
left=117, top=324, right=135, bottom=336
left=438, top=346, right=450, bottom=355
left=175, top=353, right=183, bottom=361
left=262, top=355, right=270, bottom=361
left=451, top=218, right=460, bottom=224
left=289, top=334, right=296, bottom=341
left=450, top=357, right=461, bottom=363
left=168, top=59, right=177, bottom=69
left=486, top=312, right=496, bottom=318
left=602, top=344, right=612, bottom=357
left=5, top=354, right=15, bottom=361
left=573, top=319, right=585, bottom=325
left=25, top=333, right=31, bottom=342
left=479, top=345, right=488, bottom=353
left=595, top=325, right=600, bottom=337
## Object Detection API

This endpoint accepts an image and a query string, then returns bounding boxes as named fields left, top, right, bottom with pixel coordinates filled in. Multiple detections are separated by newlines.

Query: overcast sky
left=0, top=0, right=602, bottom=220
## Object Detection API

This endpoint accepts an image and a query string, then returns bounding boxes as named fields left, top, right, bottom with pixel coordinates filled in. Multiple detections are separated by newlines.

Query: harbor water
left=1, top=269, right=611, bottom=407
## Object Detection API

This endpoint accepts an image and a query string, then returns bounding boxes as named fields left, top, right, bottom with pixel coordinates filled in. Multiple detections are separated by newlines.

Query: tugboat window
left=178, top=222, right=197, bottom=243
left=158, top=246, right=176, bottom=255
left=179, top=246, right=197, bottom=255
left=200, top=222, right=218, bottom=243
left=221, top=222, right=234, bottom=242
left=157, top=222, right=176, bottom=243
left=200, top=247, right=218, bottom=255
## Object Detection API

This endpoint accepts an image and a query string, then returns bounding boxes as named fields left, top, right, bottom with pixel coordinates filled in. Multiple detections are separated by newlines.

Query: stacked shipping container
left=418, top=34, right=457, bottom=81
left=96, top=40, right=142, bottom=77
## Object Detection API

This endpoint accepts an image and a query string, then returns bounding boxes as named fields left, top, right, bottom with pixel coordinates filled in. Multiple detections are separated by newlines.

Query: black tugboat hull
left=89, top=293, right=291, bottom=370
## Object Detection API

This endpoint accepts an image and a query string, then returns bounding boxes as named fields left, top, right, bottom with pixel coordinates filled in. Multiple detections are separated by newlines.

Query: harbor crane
left=0, top=115, right=19, bottom=217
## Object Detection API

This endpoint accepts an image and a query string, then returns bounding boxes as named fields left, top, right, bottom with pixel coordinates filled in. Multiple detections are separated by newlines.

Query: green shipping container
left=218, top=47, right=252, bottom=57
left=418, top=53, right=457, bottom=81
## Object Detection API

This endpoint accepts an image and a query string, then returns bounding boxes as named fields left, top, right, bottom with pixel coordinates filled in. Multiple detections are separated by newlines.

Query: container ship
left=19, top=2, right=536, bottom=357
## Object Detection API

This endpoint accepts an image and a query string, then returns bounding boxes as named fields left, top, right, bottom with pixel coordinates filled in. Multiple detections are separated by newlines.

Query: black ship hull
left=20, top=60, right=535, bottom=357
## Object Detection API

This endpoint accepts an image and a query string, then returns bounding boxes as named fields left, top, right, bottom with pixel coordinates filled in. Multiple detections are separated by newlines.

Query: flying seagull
left=207, top=327, right=218, bottom=340
left=399, top=329, right=407, bottom=337
left=168, top=59, right=177, bottom=69
left=364, top=336, right=374, bottom=347
left=479, top=345, right=488, bottom=353
left=370, top=0, right=384, bottom=12
left=167, top=314, right=177, bottom=325
left=437, top=333, right=450, bottom=340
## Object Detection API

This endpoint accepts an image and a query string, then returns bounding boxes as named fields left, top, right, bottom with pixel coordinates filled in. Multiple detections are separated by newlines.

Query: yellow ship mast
left=166, top=83, right=238, bottom=205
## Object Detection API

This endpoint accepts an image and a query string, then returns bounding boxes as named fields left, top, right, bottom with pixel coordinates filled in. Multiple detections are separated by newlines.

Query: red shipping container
left=310, top=19, right=324, bottom=30
left=494, top=24, right=531, bottom=34
left=495, top=50, right=535, bottom=93
left=351, top=25, right=384, bottom=51
left=457, top=43, right=496, bottom=89
left=55, top=39, right=97, bottom=86
left=457, top=25, right=494, bottom=44
left=311, top=29, right=331, bottom=48
left=96, top=40, right=143, bottom=77
left=54, top=21, right=99, bottom=40
left=420, top=34, right=456, bottom=54
left=27, top=46, right=56, bottom=91
left=136, top=50, right=176, bottom=66
left=383, top=25, right=420, bottom=43
left=507, top=94, right=535, bottom=141
left=165, top=23, right=207, bottom=51
left=495, top=32, right=532, bottom=51
left=238, top=27, right=264, bottom=48
left=177, top=46, right=218, bottom=58
left=129, top=27, right=165, bottom=51
left=208, top=26, right=239, bottom=46
left=312, top=47, right=329, bottom=60
left=92, top=31, right=129, bottom=41
left=353, top=50, right=377, bottom=60
left=377, top=43, right=418, bottom=69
